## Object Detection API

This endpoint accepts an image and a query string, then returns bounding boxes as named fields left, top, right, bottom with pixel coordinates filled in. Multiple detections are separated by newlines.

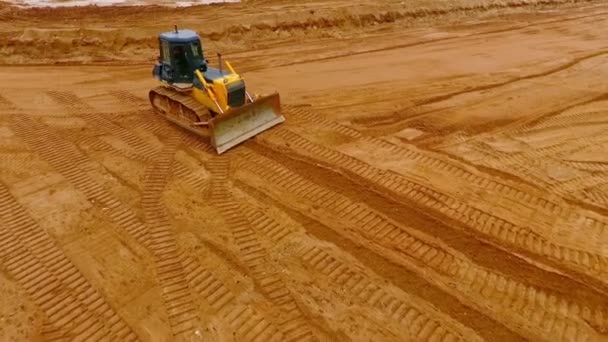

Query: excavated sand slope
left=1, top=0, right=608, bottom=341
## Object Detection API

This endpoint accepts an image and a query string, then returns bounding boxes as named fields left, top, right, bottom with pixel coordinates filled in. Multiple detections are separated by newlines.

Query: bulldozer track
left=509, top=109, right=608, bottom=134
left=469, top=150, right=555, bottom=187
left=262, top=127, right=608, bottom=281
left=46, top=91, right=159, bottom=161
left=289, top=102, right=597, bottom=198
left=173, top=162, right=208, bottom=189
left=235, top=150, right=608, bottom=341
left=180, top=254, right=285, bottom=341
left=274, top=108, right=608, bottom=258
left=141, top=134, right=202, bottom=337
left=60, top=122, right=207, bottom=197
left=493, top=130, right=608, bottom=168
left=240, top=204, right=295, bottom=244
left=233, top=191, right=481, bottom=341
left=66, top=130, right=153, bottom=163
left=299, top=245, right=481, bottom=342
left=113, top=94, right=216, bottom=156
left=128, top=112, right=171, bottom=136
left=9, top=111, right=212, bottom=339
left=206, top=156, right=319, bottom=342
left=109, top=90, right=148, bottom=107
left=285, top=105, right=558, bottom=195
left=0, top=181, right=138, bottom=341
left=550, top=176, right=608, bottom=212
left=564, top=160, right=608, bottom=173
left=9, top=115, right=150, bottom=250
left=148, top=86, right=212, bottom=139
left=583, top=187, right=608, bottom=208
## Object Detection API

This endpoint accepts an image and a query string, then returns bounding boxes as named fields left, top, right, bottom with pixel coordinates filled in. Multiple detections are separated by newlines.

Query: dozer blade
left=209, top=92, right=284, bottom=154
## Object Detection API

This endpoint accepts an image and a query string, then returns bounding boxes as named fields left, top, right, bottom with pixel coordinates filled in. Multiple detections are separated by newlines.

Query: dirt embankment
left=0, top=0, right=599, bottom=65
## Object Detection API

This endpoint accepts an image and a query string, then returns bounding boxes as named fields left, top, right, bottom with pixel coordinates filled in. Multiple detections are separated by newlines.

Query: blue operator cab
left=153, top=28, right=208, bottom=87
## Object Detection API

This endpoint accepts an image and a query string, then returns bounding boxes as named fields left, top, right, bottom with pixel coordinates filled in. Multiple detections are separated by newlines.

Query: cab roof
left=159, top=29, right=200, bottom=43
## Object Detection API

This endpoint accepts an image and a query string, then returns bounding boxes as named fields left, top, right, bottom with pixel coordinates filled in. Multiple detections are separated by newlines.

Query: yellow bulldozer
left=149, top=27, right=284, bottom=154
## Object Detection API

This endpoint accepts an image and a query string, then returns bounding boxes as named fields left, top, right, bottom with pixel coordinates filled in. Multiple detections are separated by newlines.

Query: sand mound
left=0, top=0, right=597, bottom=64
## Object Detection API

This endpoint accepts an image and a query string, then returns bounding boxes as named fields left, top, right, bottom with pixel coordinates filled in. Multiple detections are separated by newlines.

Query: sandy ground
left=1, top=0, right=608, bottom=341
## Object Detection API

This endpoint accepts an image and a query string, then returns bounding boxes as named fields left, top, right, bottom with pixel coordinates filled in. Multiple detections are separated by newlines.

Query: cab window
left=161, top=40, right=171, bottom=63
left=190, top=42, right=202, bottom=57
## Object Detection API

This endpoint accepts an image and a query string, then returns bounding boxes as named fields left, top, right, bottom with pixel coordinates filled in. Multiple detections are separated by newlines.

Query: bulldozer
left=149, top=27, right=284, bottom=154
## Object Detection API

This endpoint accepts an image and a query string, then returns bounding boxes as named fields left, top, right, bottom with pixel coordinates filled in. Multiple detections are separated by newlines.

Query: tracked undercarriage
left=149, top=85, right=214, bottom=139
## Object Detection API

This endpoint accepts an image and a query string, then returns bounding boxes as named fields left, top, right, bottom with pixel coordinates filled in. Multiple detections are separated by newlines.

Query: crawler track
left=148, top=86, right=212, bottom=141
left=181, top=254, right=285, bottom=341
left=206, top=156, right=319, bottom=341
left=265, top=117, right=608, bottom=287
left=141, top=135, right=202, bottom=338
left=234, top=149, right=608, bottom=341
left=0, top=182, right=138, bottom=341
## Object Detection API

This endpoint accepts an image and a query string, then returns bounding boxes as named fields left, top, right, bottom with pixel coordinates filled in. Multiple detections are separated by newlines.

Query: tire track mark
left=236, top=179, right=523, bottom=341
left=564, top=160, right=608, bottom=173
left=65, top=130, right=152, bottom=163
left=120, top=104, right=216, bottom=156
left=109, top=90, right=147, bottom=108
left=247, top=139, right=608, bottom=300
left=141, top=135, right=202, bottom=338
left=235, top=149, right=608, bottom=341
left=299, top=245, right=481, bottom=342
left=0, top=181, right=138, bottom=341
left=350, top=50, right=608, bottom=137
left=413, top=85, right=608, bottom=151
left=11, top=112, right=216, bottom=340
left=10, top=115, right=149, bottom=256
left=583, top=186, right=608, bottom=208
left=240, top=204, right=295, bottom=244
left=278, top=110, right=608, bottom=280
left=206, top=157, right=319, bottom=342
left=445, top=143, right=608, bottom=218
left=456, top=143, right=556, bottom=187
left=516, top=110, right=608, bottom=134
left=125, top=111, right=169, bottom=137
left=413, top=50, right=608, bottom=109
left=172, top=162, right=208, bottom=190
left=60, top=117, right=202, bottom=193
left=180, top=254, right=284, bottom=341
left=491, top=94, right=608, bottom=140
left=46, top=91, right=158, bottom=161
left=238, top=200, right=484, bottom=340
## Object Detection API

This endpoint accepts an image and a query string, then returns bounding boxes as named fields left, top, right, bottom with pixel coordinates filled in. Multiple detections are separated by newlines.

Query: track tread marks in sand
left=173, top=163, right=208, bottom=189
left=67, top=130, right=152, bottom=163
left=286, top=107, right=608, bottom=241
left=141, top=134, right=202, bottom=337
left=237, top=150, right=605, bottom=341
left=181, top=254, right=284, bottom=341
left=0, top=182, right=137, bottom=340
left=300, top=245, right=465, bottom=341
left=242, top=206, right=294, bottom=243
left=10, top=114, right=150, bottom=245
left=109, top=90, right=148, bottom=106
left=268, top=127, right=608, bottom=279
left=46, top=90, right=158, bottom=161
left=206, top=157, right=317, bottom=342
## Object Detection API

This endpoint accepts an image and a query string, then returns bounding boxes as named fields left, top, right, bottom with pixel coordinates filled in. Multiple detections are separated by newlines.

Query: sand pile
left=0, top=0, right=598, bottom=64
